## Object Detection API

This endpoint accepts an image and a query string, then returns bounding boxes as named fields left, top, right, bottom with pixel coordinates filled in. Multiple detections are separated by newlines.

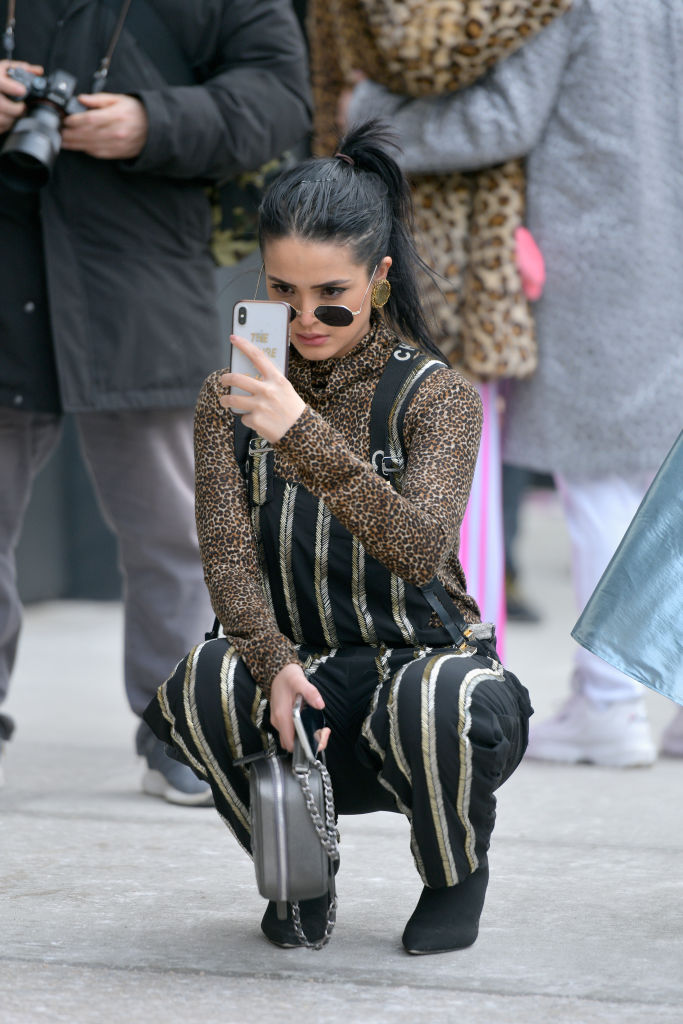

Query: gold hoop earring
left=371, top=278, right=391, bottom=309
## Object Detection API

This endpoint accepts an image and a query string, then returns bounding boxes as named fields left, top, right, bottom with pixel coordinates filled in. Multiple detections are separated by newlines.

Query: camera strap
left=92, top=0, right=135, bottom=92
left=2, top=0, right=193, bottom=90
left=99, top=0, right=195, bottom=88
left=2, top=0, right=132, bottom=86
left=2, top=0, right=16, bottom=60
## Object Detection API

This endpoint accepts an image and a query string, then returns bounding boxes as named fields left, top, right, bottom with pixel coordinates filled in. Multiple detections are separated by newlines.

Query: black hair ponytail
left=258, top=120, right=443, bottom=359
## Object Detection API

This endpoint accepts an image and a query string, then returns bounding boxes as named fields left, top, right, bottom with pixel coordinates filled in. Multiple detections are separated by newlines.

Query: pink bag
left=515, top=226, right=546, bottom=301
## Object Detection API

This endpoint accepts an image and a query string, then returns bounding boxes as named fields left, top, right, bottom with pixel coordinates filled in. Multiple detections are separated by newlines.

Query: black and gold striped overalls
left=144, top=343, right=532, bottom=888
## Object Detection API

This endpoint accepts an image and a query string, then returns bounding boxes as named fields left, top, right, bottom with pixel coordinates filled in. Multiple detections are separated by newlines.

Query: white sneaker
left=660, top=707, right=683, bottom=757
left=525, top=692, right=656, bottom=767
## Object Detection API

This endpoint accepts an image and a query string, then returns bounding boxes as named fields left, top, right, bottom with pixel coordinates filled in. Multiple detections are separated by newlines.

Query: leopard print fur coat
left=308, top=0, right=572, bottom=379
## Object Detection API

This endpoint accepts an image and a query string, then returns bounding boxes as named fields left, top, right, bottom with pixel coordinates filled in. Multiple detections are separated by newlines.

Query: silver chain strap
left=291, top=892, right=338, bottom=950
left=295, top=759, right=340, bottom=860
left=290, top=758, right=339, bottom=949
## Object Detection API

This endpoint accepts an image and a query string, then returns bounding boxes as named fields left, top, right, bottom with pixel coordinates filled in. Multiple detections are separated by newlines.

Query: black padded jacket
left=0, top=0, right=312, bottom=412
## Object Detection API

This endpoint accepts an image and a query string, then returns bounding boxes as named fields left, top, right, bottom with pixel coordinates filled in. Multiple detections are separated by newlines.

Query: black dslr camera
left=0, top=67, right=86, bottom=191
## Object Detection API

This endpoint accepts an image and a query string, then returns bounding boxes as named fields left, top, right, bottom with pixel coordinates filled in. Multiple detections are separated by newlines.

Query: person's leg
left=74, top=408, right=214, bottom=802
left=143, top=636, right=331, bottom=945
left=360, top=649, right=530, bottom=953
left=559, top=473, right=653, bottom=700
left=0, top=410, right=62, bottom=780
left=144, top=637, right=269, bottom=838
left=459, top=381, right=507, bottom=651
left=660, top=707, right=683, bottom=757
left=502, top=463, right=541, bottom=622
left=526, top=472, right=656, bottom=767
left=502, top=463, right=527, bottom=582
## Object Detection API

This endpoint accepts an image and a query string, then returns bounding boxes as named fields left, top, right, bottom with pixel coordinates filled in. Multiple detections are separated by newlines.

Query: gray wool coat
left=349, top=0, right=683, bottom=478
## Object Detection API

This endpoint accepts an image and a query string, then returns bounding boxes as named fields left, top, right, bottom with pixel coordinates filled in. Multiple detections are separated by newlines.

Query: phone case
left=230, top=299, right=290, bottom=395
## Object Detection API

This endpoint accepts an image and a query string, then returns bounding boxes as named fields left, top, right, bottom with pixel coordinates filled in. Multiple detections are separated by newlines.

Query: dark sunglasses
left=255, top=264, right=377, bottom=328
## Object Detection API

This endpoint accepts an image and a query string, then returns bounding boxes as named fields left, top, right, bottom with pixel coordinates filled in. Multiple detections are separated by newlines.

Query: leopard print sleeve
left=194, top=373, right=301, bottom=695
left=274, top=366, right=482, bottom=587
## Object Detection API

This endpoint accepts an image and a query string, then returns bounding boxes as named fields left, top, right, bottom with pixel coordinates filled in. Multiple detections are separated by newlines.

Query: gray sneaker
left=136, top=721, right=213, bottom=807
left=0, top=713, right=15, bottom=787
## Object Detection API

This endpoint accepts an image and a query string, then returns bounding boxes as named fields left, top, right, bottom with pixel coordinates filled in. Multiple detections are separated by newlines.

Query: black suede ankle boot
left=402, top=864, right=489, bottom=954
left=260, top=893, right=330, bottom=948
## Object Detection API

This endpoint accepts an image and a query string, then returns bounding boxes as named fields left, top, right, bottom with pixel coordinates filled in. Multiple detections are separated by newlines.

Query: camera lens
left=237, top=306, right=247, bottom=325
left=0, top=68, right=79, bottom=192
left=0, top=111, right=59, bottom=191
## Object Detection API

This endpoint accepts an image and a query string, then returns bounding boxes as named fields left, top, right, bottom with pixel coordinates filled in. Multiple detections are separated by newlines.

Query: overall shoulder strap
left=233, top=414, right=253, bottom=479
left=369, top=341, right=445, bottom=487
left=233, top=416, right=274, bottom=506
left=370, top=342, right=475, bottom=647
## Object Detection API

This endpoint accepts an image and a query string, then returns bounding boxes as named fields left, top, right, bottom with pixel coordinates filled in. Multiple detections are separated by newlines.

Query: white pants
left=556, top=472, right=652, bottom=703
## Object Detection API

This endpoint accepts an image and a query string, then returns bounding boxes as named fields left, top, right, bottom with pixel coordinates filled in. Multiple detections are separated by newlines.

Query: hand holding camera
left=0, top=58, right=44, bottom=132
left=0, top=64, right=87, bottom=190
left=0, top=62, right=148, bottom=191
left=61, top=92, right=148, bottom=161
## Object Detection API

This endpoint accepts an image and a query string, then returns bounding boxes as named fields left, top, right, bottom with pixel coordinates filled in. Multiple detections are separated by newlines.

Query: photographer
left=0, top=0, right=311, bottom=802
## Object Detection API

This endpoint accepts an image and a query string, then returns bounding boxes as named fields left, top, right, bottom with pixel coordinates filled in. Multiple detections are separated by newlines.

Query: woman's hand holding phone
left=219, top=332, right=305, bottom=443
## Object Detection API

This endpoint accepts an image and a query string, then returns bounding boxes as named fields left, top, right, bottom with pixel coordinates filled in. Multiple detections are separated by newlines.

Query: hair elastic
left=334, top=152, right=355, bottom=166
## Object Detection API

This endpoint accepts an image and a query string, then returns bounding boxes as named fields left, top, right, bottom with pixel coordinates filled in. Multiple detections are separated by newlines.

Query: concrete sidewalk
left=1, top=492, right=681, bottom=1023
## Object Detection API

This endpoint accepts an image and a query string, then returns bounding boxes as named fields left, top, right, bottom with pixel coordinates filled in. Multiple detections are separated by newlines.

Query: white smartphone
left=230, top=299, right=291, bottom=396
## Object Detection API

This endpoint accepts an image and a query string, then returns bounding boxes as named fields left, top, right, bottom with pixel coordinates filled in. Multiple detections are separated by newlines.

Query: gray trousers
left=0, top=407, right=213, bottom=716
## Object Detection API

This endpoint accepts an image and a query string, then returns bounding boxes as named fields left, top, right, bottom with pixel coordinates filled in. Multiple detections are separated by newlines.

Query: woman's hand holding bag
left=269, top=663, right=329, bottom=753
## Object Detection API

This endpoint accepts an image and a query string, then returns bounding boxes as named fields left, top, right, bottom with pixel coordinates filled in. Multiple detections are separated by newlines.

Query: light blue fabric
left=571, top=432, right=683, bottom=704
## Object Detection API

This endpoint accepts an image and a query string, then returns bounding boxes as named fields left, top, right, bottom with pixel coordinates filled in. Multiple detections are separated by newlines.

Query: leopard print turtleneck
left=194, top=319, right=483, bottom=696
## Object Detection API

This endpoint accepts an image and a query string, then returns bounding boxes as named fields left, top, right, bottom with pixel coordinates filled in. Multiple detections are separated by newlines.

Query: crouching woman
left=144, top=121, right=532, bottom=954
